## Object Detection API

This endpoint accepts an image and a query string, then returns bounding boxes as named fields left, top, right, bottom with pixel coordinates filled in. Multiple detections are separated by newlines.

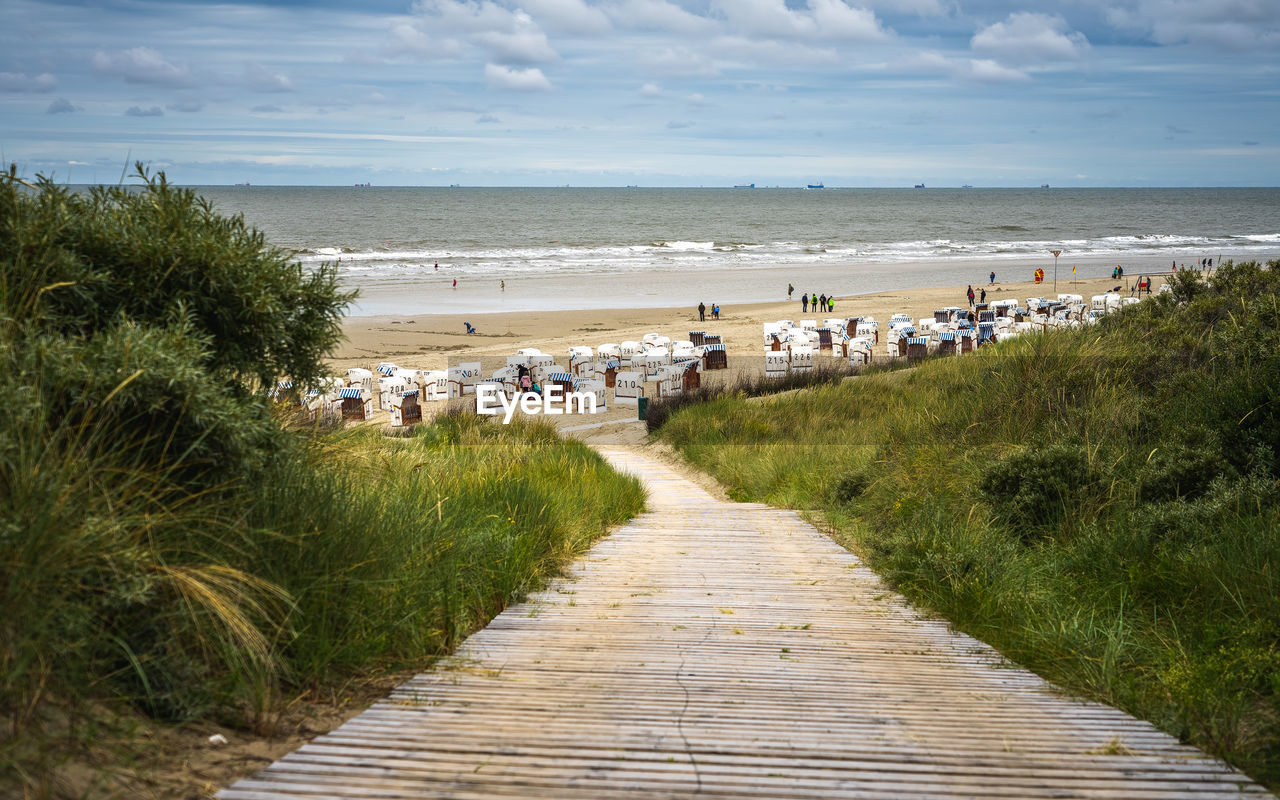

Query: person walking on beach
left=500, top=280, right=505, bottom=291
left=698, top=301, right=706, bottom=322
left=989, top=270, right=995, bottom=285
left=980, top=288, right=987, bottom=304
left=819, top=293, right=827, bottom=312
left=713, top=304, right=720, bottom=320
left=452, top=278, right=457, bottom=289
left=802, top=293, right=809, bottom=313
left=967, top=285, right=975, bottom=307
left=788, top=283, right=794, bottom=300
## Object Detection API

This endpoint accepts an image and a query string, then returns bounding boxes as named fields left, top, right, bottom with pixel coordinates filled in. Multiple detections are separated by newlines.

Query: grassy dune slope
left=659, top=262, right=1280, bottom=788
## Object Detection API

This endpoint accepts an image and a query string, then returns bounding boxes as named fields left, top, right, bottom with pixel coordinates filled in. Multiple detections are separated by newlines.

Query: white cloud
left=971, top=12, right=1089, bottom=64
left=386, top=20, right=463, bottom=59
left=0, top=71, right=57, bottom=93
left=519, top=0, right=611, bottom=34
left=960, top=58, right=1030, bottom=83
left=472, top=12, right=558, bottom=64
left=892, top=49, right=1029, bottom=83
left=687, top=92, right=708, bottom=106
left=484, top=63, right=553, bottom=91
left=92, top=47, right=192, bottom=87
left=245, top=61, right=295, bottom=92
left=606, top=0, right=715, bottom=34
left=809, top=0, right=890, bottom=41
left=45, top=97, right=78, bottom=114
left=639, top=82, right=662, bottom=97
left=406, top=2, right=557, bottom=65
left=125, top=105, right=164, bottom=117
left=710, top=0, right=887, bottom=42
left=1105, top=1, right=1280, bottom=50
left=167, top=99, right=204, bottom=113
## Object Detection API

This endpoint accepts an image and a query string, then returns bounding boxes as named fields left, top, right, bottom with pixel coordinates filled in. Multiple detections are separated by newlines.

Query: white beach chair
left=790, top=346, right=814, bottom=374
left=568, top=346, right=595, bottom=377
left=573, top=378, right=607, bottom=413
left=613, top=370, right=645, bottom=406
left=596, top=343, right=621, bottom=361
left=643, top=347, right=670, bottom=378
left=619, top=341, right=641, bottom=367
left=447, top=362, right=481, bottom=398
left=765, top=350, right=790, bottom=378
left=377, top=376, right=406, bottom=411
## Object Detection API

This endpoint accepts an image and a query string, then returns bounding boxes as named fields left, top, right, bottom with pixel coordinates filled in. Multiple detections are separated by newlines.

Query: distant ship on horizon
left=914, top=183, right=926, bottom=188
left=805, top=182, right=824, bottom=189
left=733, top=183, right=755, bottom=188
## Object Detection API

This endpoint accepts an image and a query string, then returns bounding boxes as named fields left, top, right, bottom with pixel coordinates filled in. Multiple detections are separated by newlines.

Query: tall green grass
left=659, top=262, right=1280, bottom=789
left=0, top=397, right=644, bottom=794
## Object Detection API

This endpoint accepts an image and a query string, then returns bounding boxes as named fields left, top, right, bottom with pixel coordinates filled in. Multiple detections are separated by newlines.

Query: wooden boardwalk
left=221, top=447, right=1270, bottom=799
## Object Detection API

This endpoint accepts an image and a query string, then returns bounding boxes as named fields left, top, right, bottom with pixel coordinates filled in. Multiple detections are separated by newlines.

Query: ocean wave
left=304, top=230, right=1280, bottom=283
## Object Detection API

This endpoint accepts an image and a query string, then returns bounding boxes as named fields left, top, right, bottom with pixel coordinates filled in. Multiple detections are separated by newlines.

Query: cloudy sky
left=2, top=0, right=1277, bottom=186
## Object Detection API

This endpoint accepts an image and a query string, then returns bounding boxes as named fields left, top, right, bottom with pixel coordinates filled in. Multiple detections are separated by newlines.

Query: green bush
left=1136, top=437, right=1235, bottom=503
left=831, top=469, right=871, bottom=504
left=978, top=442, right=1095, bottom=538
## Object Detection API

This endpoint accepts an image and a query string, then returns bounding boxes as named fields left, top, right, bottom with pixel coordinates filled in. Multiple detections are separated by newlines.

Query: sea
left=194, top=186, right=1280, bottom=316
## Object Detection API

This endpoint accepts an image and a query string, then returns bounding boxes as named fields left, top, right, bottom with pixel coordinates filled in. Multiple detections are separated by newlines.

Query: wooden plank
left=219, top=447, right=1271, bottom=799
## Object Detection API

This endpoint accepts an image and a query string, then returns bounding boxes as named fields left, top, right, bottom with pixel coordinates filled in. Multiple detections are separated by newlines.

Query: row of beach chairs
left=277, top=329, right=733, bottom=425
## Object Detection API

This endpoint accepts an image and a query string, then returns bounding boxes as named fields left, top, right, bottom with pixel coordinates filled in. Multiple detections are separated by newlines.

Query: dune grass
left=0, top=403, right=644, bottom=795
left=658, top=262, right=1280, bottom=789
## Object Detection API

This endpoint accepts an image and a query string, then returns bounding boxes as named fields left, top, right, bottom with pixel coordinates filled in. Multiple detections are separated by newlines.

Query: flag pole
left=1051, top=249, right=1062, bottom=293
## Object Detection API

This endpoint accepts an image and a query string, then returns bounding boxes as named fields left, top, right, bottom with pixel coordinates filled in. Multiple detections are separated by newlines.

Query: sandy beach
left=328, top=267, right=1187, bottom=445
left=331, top=270, right=1173, bottom=375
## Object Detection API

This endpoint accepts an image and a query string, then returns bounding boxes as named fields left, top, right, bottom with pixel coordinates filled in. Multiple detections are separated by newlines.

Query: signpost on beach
left=1051, top=249, right=1063, bottom=292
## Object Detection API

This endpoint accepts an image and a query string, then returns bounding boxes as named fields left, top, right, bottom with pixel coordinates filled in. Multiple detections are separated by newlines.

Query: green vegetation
left=643, top=359, right=860, bottom=433
left=0, top=167, right=644, bottom=796
left=658, top=262, right=1280, bottom=788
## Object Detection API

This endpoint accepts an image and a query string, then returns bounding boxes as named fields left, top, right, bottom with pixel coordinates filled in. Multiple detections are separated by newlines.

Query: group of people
left=966, top=285, right=987, bottom=307
left=785, top=285, right=838, bottom=314
left=515, top=364, right=540, bottom=396
left=1173, top=258, right=1214, bottom=272
left=797, top=291, right=836, bottom=314
left=697, top=302, right=721, bottom=322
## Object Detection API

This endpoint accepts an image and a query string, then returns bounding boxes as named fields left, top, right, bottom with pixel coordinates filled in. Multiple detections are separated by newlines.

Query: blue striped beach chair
left=937, top=331, right=957, bottom=355
left=702, top=343, right=727, bottom=371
